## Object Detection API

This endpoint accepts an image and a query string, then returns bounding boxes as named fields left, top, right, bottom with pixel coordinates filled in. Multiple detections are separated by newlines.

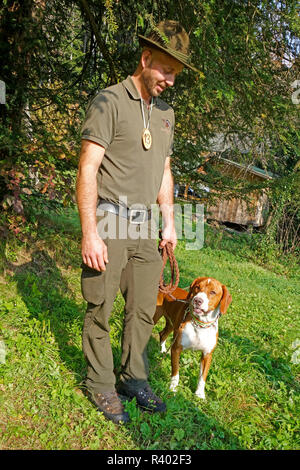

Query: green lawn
left=0, top=208, right=299, bottom=450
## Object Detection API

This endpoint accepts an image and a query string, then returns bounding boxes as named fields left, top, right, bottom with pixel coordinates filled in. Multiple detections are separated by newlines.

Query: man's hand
left=159, top=225, right=177, bottom=251
left=81, top=233, right=108, bottom=271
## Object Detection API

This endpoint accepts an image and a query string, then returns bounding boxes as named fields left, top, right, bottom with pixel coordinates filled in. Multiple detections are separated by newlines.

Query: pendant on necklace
left=142, top=128, right=152, bottom=150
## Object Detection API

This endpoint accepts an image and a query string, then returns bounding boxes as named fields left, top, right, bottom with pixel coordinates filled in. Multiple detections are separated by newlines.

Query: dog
left=154, top=277, right=232, bottom=399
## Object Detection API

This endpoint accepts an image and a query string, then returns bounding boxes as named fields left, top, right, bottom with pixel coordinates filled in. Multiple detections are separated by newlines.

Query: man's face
left=141, top=49, right=184, bottom=98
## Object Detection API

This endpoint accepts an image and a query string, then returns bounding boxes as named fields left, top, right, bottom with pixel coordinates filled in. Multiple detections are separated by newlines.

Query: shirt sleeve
left=81, top=90, right=117, bottom=148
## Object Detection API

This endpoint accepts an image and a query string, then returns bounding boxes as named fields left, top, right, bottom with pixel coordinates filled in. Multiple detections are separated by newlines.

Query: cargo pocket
left=81, top=263, right=105, bottom=305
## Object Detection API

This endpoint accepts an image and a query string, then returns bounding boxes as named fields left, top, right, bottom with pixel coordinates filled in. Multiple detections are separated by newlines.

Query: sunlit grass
left=0, top=208, right=299, bottom=450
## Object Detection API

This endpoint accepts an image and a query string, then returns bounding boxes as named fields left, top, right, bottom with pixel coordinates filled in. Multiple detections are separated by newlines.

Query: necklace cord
left=140, top=97, right=153, bottom=130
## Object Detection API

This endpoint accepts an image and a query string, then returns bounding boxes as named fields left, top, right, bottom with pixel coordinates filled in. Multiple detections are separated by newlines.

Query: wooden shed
left=205, top=157, right=274, bottom=228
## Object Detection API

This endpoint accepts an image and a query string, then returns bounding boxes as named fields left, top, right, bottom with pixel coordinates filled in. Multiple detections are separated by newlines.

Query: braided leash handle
left=158, top=241, right=180, bottom=295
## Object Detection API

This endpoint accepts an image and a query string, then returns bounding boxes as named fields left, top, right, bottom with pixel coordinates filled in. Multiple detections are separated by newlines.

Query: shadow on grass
left=12, top=249, right=244, bottom=449
left=12, top=249, right=87, bottom=384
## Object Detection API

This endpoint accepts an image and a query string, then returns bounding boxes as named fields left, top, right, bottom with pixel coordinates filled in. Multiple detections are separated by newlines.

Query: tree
left=0, top=0, right=299, bottom=252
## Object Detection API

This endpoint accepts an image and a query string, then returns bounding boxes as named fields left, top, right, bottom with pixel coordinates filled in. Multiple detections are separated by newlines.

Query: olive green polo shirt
left=81, top=76, right=175, bottom=208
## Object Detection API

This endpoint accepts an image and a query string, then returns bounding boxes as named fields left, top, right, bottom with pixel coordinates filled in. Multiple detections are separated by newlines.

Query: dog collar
left=190, top=309, right=220, bottom=329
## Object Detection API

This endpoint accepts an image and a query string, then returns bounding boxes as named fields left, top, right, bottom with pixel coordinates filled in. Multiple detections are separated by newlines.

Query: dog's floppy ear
left=219, top=285, right=232, bottom=314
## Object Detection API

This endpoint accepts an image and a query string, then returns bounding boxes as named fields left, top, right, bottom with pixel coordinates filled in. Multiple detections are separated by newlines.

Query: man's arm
left=76, top=139, right=108, bottom=271
left=157, top=156, right=177, bottom=250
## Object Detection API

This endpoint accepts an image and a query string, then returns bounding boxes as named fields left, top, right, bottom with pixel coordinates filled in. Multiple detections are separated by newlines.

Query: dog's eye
left=194, top=286, right=200, bottom=293
left=210, top=290, right=216, bottom=295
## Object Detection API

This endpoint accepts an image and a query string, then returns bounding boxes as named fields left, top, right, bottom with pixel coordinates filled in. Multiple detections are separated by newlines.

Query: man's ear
left=141, top=48, right=152, bottom=68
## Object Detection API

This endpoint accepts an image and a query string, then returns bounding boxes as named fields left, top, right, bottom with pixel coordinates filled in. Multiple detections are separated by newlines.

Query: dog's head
left=187, top=277, right=232, bottom=317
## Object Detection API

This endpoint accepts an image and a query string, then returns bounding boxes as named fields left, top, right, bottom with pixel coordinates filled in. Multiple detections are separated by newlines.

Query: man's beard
left=142, top=71, right=164, bottom=97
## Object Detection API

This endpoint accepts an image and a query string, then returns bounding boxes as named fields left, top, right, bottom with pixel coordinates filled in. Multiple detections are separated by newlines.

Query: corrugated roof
left=219, top=157, right=275, bottom=179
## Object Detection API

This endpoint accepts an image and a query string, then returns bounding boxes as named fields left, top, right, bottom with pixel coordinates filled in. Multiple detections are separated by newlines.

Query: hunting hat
left=138, top=20, right=199, bottom=73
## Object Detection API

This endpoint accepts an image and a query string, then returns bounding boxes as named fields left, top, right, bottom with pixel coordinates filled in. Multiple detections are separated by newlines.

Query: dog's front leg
left=159, top=316, right=174, bottom=354
left=195, top=352, right=212, bottom=399
left=170, top=341, right=182, bottom=392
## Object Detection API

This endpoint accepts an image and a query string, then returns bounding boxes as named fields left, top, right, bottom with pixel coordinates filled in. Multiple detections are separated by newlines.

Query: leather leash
left=158, top=237, right=180, bottom=295
left=156, top=236, right=190, bottom=358
left=158, top=237, right=189, bottom=304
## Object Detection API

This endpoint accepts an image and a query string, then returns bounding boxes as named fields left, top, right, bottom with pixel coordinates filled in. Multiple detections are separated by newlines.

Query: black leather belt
left=97, top=199, right=152, bottom=224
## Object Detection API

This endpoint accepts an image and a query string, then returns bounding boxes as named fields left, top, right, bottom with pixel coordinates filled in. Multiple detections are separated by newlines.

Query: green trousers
left=81, top=212, right=162, bottom=393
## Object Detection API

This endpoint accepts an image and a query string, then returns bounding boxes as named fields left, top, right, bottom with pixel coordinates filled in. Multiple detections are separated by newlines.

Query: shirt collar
left=122, top=75, right=141, bottom=100
left=122, top=76, right=158, bottom=106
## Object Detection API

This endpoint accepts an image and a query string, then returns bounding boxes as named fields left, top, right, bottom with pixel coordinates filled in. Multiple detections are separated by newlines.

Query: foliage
left=0, top=1, right=299, bottom=253
left=251, top=171, right=300, bottom=259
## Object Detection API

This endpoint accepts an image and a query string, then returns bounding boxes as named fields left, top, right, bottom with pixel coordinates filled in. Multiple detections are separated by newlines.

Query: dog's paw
left=195, top=390, right=206, bottom=400
left=160, top=340, right=167, bottom=354
left=170, top=375, right=179, bottom=393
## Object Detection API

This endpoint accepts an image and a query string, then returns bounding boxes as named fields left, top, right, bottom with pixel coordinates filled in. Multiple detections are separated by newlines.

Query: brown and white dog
left=154, top=277, right=232, bottom=399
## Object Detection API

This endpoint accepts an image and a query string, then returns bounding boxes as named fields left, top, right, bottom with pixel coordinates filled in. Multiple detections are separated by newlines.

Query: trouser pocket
left=81, top=263, right=105, bottom=305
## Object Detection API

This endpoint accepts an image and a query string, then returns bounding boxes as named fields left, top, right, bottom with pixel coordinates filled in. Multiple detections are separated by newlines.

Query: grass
left=0, top=207, right=299, bottom=450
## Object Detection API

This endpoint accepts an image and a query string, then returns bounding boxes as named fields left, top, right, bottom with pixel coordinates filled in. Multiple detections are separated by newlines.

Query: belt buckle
left=129, top=209, right=147, bottom=224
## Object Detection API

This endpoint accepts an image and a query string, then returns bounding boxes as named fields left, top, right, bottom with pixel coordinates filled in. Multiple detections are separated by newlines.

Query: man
left=76, top=20, right=198, bottom=425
